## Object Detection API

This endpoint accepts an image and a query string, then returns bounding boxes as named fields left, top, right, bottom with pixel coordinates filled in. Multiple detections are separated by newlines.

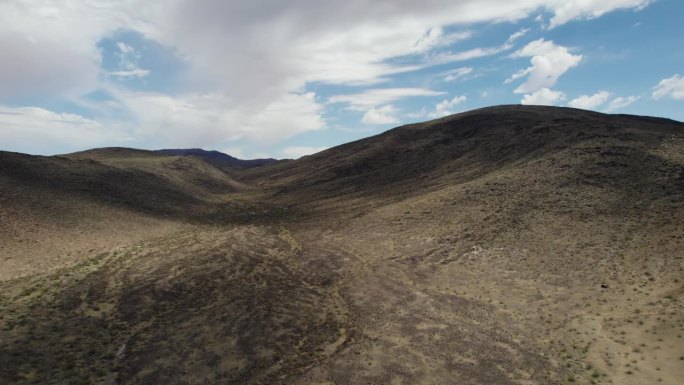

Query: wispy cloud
left=433, top=95, right=467, bottom=117
left=506, top=28, right=530, bottom=44
left=329, top=88, right=445, bottom=109
left=548, top=0, right=653, bottom=28
left=330, top=88, right=445, bottom=125
left=110, top=41, right=150, bottom=79
left=427, top=27, right=531, bottom=67
left=406, top=95, right=467, bottom=119
left=568, top=91, right=611, bottom=110
left=605, top=95, right=641, bottom=111
left=652, top=74, right=684, bottom=100
left=412, top=28, right=472, bottom=53
left=104, top=69, right=151, bottom=78
left=362, top=105, right=400, bottom=125
left=443, top=67, right=474, bottom=82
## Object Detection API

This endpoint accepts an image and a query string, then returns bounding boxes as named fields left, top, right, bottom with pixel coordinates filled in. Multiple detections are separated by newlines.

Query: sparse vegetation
left=1, top=106, right=683, bottom=384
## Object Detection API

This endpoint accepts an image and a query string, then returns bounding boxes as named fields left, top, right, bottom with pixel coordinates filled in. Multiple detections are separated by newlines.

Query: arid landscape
left=1, top=105, right=683, bottom=385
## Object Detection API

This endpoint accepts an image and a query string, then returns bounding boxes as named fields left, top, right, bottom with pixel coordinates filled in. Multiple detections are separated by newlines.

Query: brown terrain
left=0, top=105, right=682, bottom=385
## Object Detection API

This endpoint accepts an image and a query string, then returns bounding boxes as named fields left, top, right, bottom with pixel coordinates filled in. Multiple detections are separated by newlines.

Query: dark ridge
left=155, top=148, right=279, bottom=169
left=0, top=151, right=199, bottom=216
left=66, top=147, right=160, bottom=158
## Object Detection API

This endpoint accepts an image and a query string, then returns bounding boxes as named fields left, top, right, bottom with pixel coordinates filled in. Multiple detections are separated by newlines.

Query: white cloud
left=520, top=88, right=565, bottom=105
left=568, top=91, right=611, bottom=110
left=443, top=67, right=473, bottom=82
left=549, top=0, right=653, bottom=29
left=507, top=39, right=583, bottom=94
left=405, top=107, right=428, bottom=119
left=0, top=32, right=99, bottom=101
left=331, top=88, right=448, bottom=125
left=113, top=89, right=325, bottom=146
left=506, top=27, right=530, bottom=44
left=433, top=95, right=467, bottom=117
left=429, top=43, right=510, bottom=65
left=429, top=27, right=530, bottom=67
left=0, top=105, right=121, bottom=154
left=281, top=146, right=329, bottom=159
left=362, top=105, right=400, bottom=125
left=330, top=88, right=445, bottom=110
left=105, top=69, right=151, bottom=78
left=605, top=95, right=641, bottom=112
left=413, top=28, right=472, bottom=53
left=0, top=1, right=152, bottom=101
left=112, top=41, right=149, bottom=79
left=652, top=74, right=684, bottom=100
left=406, top=95, right=467, bottom=119
left=242, top=92, right=326, bottom=141
left=116, top=42, right=134, bottom=54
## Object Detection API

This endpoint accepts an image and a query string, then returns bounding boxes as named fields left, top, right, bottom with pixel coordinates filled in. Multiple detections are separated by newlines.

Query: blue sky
left=0, top=0, right=682, bottom=158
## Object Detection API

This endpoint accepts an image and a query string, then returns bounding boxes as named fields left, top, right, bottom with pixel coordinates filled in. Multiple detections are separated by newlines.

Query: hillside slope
left=0, top=148, right=253, bottom=279
left=254, top=105, right=684, bottom=385
left=1, top=105, right=682, bottom=385
left=247, top=105, right=683, bottom=207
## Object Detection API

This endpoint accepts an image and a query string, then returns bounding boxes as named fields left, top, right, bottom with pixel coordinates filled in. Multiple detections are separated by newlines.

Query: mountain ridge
left=155, top=148, right=279, bottom=169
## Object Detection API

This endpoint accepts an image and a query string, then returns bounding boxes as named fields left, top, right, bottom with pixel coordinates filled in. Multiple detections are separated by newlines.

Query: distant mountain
left=155, top=148, right=279, bottom=169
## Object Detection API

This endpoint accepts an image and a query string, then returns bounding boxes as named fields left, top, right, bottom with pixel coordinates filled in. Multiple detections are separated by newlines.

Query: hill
left=155, top=148, right=278, bottom=169
left=0, top=148, right=255, bottom=279
left=247, top=105, right=683, bottom=205
left=1, top=105, right=682, bottom=385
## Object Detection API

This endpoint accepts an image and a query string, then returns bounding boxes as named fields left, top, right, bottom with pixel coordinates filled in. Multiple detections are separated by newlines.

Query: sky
left=0, top=0, right=682, bottom=159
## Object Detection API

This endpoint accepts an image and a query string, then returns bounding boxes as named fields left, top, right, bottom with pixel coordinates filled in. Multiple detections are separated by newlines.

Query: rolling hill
left=1, top=105, right=682, bottom=385
left=154, top=148, right=279, bottom=170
